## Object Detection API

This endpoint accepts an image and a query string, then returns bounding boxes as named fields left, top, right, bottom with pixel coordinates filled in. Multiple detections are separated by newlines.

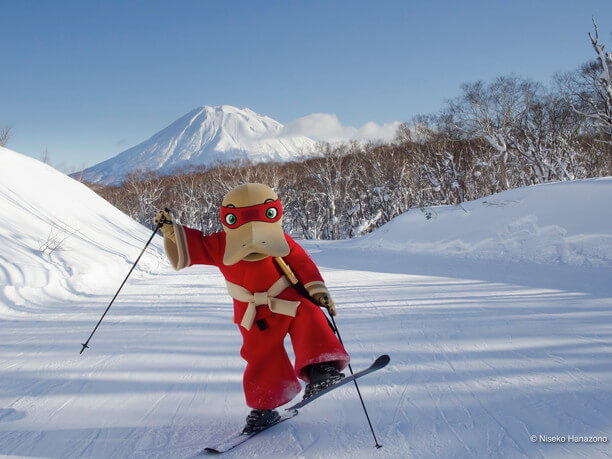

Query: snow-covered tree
left=557, top=18, right=612, bottom=142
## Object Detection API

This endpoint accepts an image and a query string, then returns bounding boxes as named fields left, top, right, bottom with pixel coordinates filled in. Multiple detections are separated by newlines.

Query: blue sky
left=1, top=0, right=611, bottom=170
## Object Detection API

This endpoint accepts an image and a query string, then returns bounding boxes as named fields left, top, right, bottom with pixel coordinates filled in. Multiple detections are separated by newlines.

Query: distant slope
left=351, top=177, right=612, bottom=267
left=0, top=146, right=163, bottom=317
left=75, top=105, right=317, bottom=185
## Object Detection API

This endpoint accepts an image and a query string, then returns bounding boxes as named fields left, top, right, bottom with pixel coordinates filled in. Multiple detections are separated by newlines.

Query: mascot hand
left=312, top=292, right=337, bottom=317
left=153, top=209, right=176, bottom=242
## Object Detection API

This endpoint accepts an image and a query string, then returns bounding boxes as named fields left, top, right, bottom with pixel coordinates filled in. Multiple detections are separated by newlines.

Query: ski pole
left=328, top=313, right=383, bottom=449
left=79, top=220, right=164, bottom=354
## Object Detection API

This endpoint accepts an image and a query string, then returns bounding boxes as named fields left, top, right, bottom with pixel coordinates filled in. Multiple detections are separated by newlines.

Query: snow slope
left=1, top=150, right=611, bottom=458
left=75, top=106, right=318, bottom=185
left=353, top=177, right=612, bottom=268
left=0, top=146, right=165, bottom=318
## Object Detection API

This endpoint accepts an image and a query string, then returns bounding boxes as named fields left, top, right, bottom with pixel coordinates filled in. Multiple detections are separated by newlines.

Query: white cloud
left=281, top=113, right=401, bottom=142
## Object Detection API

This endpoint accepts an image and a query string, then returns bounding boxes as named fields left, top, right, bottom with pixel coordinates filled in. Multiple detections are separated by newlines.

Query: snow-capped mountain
left=75, top=105, right=318, bottom=185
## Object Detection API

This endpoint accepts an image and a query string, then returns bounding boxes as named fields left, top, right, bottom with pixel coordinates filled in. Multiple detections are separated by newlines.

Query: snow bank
left=352, top=178, right=612, bottom=267
left=0, top=147, right=164, bottom=317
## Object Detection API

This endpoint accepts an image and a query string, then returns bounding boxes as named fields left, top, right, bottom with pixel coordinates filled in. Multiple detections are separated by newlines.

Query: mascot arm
left=164, top=225, right=222, bottom=270
left=282, top=234, right=337, bottom=315
left=283, top=233, right=327, bottom=293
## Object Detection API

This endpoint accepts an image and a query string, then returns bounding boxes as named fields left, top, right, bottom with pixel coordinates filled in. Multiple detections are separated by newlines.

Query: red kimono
left=178, top=226, right=350, bottom=409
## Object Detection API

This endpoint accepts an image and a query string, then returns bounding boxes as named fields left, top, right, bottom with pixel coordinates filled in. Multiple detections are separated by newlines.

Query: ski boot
left=242, top=409, right=281, bottom=434
left=303, top=362, right=345, bottom=400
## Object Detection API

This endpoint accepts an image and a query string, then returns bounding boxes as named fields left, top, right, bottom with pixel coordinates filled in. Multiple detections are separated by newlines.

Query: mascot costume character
left=154, top=183, right=350, bottom=433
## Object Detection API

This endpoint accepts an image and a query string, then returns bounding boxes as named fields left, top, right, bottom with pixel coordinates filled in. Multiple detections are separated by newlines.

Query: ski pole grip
left=156, top=207, right=174, bottom=226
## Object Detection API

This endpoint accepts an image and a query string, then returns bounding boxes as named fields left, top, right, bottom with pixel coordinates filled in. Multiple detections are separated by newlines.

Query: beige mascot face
left=220, top=183, right=290, bottom=265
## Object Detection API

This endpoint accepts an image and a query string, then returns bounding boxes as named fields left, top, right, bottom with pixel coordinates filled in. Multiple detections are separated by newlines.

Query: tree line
left=90, top=22, right=611, bottom=240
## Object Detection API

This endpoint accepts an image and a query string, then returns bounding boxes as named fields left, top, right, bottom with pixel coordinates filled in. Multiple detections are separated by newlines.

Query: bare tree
left=557, top=18, right=612, bottom=141
left=38, top=221, right=79, bottom=255
left=40, top=148, right=51, bottom=164
left=585, top=18, right=612, bottom=136
left=124, top=170, right=164, bottom=225
left=440, top=77, right=532, bottom=188
left=0, top=126, right=12, bottom=147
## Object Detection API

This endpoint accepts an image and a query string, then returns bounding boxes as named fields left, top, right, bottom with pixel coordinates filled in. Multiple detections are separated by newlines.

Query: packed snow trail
left=0, top=243, right=610, bottom=458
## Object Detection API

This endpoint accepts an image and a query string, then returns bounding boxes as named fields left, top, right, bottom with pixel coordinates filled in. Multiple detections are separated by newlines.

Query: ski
left=201, top=409, right=299, bottom=455
left=201, top=355, right=389, bottom=454
left=286, top=354, right=390, bottom=411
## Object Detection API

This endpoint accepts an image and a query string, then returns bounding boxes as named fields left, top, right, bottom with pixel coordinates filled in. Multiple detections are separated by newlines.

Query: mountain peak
left=75, top=106, right=316, bottom=185
left=209, top=104, right=255, bottom=113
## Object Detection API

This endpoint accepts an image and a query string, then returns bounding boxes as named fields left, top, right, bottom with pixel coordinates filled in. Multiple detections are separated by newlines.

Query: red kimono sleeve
left=164, top=223, right=223, bottom=270
left=182, top=227, right=224, bottom=267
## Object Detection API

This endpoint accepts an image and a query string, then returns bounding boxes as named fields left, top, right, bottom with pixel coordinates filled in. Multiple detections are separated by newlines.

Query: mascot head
left=220, top=183, right=290, bottom=265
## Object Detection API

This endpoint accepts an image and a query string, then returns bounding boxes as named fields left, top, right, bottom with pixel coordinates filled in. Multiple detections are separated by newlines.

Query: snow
left=351, top=178, right=612, bottom=268
left=1, top=147, right=611, bottom=457
left=0, top=146, right=165, bottom=318
left=75, top=106, right=318, bottom=185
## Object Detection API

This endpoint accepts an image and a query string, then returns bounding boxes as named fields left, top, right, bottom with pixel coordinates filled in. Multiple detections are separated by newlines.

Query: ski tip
left=376, top=354, right=391, bottom=366
left=203, top=447, right=221, bottom=454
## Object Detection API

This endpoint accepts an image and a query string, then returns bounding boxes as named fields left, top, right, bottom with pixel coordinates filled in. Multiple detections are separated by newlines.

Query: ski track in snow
left=1, top=243, right=611, bottom=458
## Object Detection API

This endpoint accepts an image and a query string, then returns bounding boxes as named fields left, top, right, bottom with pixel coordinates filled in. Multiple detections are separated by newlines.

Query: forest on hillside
left=87, top=24, right=611, bottom=240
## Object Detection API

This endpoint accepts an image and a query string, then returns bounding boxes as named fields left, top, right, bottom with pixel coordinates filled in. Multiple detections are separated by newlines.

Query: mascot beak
left=221, top=183, right=290, bottom=266
left=223, top=219, right=289, bottom=266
